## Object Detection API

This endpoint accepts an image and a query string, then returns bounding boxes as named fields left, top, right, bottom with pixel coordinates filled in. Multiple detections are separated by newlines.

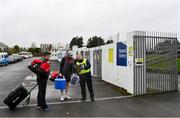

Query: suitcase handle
left=28, top=84, right=38, bottom=93
left=22, top=84, right=38, bottom=107
left=21, top=82, right=38, bottom=94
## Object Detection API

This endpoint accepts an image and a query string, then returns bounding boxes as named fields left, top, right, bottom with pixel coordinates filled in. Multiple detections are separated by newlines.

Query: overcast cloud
left=0, top=0, right=179, bottom=47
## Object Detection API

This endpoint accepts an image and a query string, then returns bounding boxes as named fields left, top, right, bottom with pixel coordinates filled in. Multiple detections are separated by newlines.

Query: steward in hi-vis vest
left=75, top=54, right=94, bottom=101
left=76, top=59, right=91, bottom=75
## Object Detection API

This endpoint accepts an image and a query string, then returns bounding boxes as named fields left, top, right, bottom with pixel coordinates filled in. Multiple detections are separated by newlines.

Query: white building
left=50, top=43, right=68, bottom=61
left=72, top=31, right=178, bottom=95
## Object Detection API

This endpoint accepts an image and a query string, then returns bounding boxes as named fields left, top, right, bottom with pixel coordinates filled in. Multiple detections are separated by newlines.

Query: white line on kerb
left=0, top=95, right=134, bottom=109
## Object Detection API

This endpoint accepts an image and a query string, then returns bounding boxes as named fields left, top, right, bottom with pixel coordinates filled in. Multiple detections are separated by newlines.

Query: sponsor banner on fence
left=117, top=42, right=127, bottom=66
left=108, top=48, right=114, bottom=63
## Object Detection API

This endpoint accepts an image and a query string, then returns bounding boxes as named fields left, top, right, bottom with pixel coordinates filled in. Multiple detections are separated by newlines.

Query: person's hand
left=58, top=73, right=63, bottom=78
left=59, top=73, right=63, bottom=76
left=81, top=64, right=86, bottom=69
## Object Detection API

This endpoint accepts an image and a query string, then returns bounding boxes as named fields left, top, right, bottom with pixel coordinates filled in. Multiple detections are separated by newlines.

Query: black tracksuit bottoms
left=37, top=77, right=48, bottom=109
left=79, top=73, right=94, bottom=99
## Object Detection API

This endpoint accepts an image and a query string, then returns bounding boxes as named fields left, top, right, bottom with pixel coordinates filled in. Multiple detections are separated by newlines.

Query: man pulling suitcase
left=35, top=52, right=51, bottom=111
left=3, top=52, right=51, bottom=111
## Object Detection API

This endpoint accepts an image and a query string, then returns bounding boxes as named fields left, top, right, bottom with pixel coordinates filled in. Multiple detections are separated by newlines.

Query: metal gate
left=133, top=31, right=178, bottom=95
left=93, top=49, right=102, bottom=78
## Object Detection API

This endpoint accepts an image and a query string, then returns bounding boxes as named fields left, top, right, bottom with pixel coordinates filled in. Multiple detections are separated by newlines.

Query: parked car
left=12, top=54, right=23, bottom=62
left=19, top=52, right=29, bottom=59
left=0, top=52, right=9, bottom=65
left=27, top=52, right=33, bottom=58
left=8, top=55, right=16, bottom=63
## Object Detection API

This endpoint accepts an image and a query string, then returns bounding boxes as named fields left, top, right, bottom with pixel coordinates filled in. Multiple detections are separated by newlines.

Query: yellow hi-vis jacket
left=76, top=59, right=90, bottom=75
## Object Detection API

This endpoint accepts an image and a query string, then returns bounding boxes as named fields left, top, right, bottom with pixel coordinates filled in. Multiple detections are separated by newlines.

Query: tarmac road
left=0, top=58, right=34, bottom=106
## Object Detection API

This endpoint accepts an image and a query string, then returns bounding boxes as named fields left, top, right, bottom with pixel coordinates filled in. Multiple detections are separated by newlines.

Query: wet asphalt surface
left=0, top=58, right=180, bottom=117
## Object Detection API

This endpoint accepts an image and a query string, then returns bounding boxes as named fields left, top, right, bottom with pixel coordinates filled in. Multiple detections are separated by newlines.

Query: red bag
left=51, top=71, right=59, bottom=79
left=28, top=59, right=50, bottom=77
left=40, top=62, right=50, bottom=72
left=32, top=59, right=50, bottom=72
left=49, top=71, right=64, bottom=82
left=49, top=71, right=59, bottom=82
left=31, top=59, right=43, bottom=65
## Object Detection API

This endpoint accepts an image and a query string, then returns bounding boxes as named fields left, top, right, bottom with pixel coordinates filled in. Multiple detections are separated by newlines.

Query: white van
left=0, top=52, right=9, bottom=65
left=19, top=52, right=29, bottom=59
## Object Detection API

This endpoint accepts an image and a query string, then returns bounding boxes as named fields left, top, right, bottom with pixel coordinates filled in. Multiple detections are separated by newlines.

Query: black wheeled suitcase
left=3, top=84, right=37, bottom=110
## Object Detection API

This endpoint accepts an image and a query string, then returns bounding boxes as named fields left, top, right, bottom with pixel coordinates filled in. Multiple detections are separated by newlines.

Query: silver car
left=8, top=56, right=15, bottom=63
left=12, top=54, right=23, bottom=62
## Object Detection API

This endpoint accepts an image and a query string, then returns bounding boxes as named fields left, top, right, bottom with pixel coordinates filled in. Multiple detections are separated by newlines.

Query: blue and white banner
left=117, top=42, right=127, bottom=66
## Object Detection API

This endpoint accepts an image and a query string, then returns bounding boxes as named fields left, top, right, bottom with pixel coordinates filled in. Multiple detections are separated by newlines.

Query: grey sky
left=0, top=0, right=179, bottom=47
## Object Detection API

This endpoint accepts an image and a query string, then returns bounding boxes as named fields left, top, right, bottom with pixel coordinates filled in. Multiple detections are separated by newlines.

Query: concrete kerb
left=0, top=95, right=134, bottom=110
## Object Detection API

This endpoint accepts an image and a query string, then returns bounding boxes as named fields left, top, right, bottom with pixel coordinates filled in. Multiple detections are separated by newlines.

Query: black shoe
left=41, top=107, right=52, bottom=111
left=41, top=106, right=52, bottom=111
left=90, top=97, right=95, bottom=102
left=81, top=98, right=86, bottom=101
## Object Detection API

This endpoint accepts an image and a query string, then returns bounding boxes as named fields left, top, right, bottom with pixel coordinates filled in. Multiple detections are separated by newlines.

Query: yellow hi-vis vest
left=76, top=59, right=90, bottom=75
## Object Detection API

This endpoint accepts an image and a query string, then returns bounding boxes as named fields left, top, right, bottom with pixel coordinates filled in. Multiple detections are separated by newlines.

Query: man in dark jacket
left=59, top=51, right=75, bottom=101
left=75, top=54, right=94, bottom=101
left=37, top=52, right=51, bottom=111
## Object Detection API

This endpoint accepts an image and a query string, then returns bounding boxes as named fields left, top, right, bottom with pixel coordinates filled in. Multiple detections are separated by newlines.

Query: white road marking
left=0, top=95, right=134, bottom=109
left=23, top=82, right=106, bottom=89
